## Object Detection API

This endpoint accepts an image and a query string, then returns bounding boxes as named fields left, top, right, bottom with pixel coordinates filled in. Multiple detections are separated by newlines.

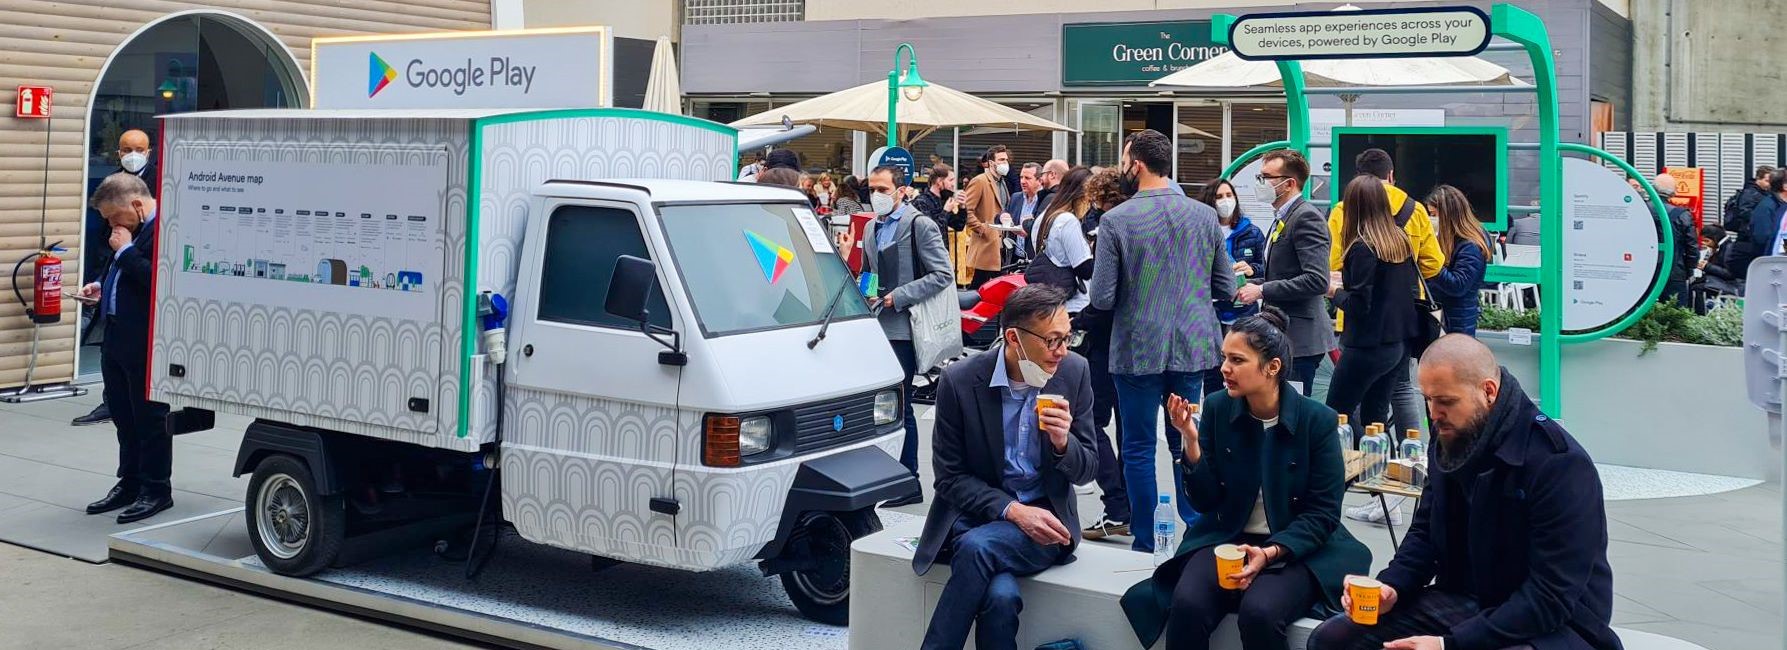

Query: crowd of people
left=746, top=132, right=1620, bottom=650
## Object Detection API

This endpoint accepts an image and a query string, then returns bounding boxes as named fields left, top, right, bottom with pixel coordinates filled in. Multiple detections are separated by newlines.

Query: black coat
left=912, top=348, right=1099, bottom=576
left=1259, top=197, right=1336, bottom=357
left=1378, top=371, right=1623, bottom=650
left=101, top=218, right=157, bottom=367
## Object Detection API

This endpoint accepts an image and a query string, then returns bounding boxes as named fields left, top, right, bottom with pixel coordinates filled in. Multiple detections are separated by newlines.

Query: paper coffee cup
left=1346, top=576, right=1383, bottom=625
left=1036, top=394, right=1066, bottom=417
left=1214, top=544, right=1246, bottom=590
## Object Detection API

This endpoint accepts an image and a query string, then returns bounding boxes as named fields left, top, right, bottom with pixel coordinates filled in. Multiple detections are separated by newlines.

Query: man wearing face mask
left=912, top=285, right=1098, bottom=650
left=863, top=165, right=955, bottom=507
left=1242, top=149, right=1335, bottom=396
left=963, top=145, right=1014, bottom=289
left=78, top=173, right=175, bottom=524
left=74, top=129, right=160, bottom=427
left=1088, top=129, right=1234, bottom=554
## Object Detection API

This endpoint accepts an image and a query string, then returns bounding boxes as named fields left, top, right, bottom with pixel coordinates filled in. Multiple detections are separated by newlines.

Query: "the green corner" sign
left=1061, top=21, right=1228, bottom=87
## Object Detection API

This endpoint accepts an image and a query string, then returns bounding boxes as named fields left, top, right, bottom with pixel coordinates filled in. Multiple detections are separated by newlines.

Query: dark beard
left=1436, top=411, right=1488, bottom=470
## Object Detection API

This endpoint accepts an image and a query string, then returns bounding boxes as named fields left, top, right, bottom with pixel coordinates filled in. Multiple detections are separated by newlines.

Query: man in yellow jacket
left=1326, top=147, right=1444, bottom=527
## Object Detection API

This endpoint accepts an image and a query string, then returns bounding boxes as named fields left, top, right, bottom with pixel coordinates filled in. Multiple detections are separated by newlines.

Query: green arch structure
left=1212, top=3, right=1676, bottom=418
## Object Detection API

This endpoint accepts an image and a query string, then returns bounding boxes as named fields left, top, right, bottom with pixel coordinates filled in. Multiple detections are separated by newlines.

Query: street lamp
left=157, top=80, right=177, bottom=101
left=885, top=42, right=928, bottom=148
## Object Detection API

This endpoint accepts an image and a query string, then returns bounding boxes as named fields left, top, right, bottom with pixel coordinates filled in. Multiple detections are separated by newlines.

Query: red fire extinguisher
left=12, top=241, right=65, bottom=325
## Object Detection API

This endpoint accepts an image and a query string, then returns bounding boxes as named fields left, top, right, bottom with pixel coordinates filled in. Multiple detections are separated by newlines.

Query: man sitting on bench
left=1307, top=334, right=1622, bottom=650
left=911, top=285, right=1100, bottom=650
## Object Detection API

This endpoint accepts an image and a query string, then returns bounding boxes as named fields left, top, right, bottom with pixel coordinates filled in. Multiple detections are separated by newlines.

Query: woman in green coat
left=1121, top=306, right=1370, bottom=650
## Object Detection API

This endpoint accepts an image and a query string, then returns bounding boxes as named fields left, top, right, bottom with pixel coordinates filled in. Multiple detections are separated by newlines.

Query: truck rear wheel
left=779, top=509, right=881, bottom=626
left=246, top=454, right=346, bottom=576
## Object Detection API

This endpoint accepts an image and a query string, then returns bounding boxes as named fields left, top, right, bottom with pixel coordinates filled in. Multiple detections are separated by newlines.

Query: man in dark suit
left=1308, top=334, right=1622, bottom=650
left=74, top=129, right=163, bottom=428
left=1237, top=149, right=1335, bottom=396
left=912, top=285, right=1099, bottom=650
left=79, top=172, right=173, bottom=524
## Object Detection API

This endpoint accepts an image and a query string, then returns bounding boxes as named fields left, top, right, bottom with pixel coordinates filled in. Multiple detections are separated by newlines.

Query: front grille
left=792, top=389, right=887, bottom=454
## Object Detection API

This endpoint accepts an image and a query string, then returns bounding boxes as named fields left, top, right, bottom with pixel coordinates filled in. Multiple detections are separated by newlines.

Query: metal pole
left=886, top=66, right=899, bottom=149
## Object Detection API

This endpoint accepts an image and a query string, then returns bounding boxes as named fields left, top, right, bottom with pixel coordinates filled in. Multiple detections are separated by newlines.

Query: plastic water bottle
left=1400, top=428, right=1427, bottom=466
left=1336, top=414, right=1354, bottom=452
left=1360, top=424, right=1391, bottom=482
left=1152, top=495, right=1175, bottom=566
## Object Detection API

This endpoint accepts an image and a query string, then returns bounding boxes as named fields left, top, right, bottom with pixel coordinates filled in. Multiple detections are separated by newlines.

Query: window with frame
left=538, top=205, right=672, bottom=330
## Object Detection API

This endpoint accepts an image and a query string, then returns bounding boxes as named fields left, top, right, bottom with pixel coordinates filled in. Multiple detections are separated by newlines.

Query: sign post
left=16, top=85, right=52, bottom=118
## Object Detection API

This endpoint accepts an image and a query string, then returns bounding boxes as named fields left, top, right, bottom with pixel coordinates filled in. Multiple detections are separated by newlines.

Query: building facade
left=0, top=1, right=492, bottom=389
left=682, top=0, right=1632, bottom=195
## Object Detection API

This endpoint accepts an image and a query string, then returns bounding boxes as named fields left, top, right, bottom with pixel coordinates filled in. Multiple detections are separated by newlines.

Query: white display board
left=172, top=143, right=451, bottom=323
left=1308, top=108, right=1446, bottom=175
left=1562, top=157, right=1665, bottom=331
left=1229, top=7, right=1491, bottom=61
left=313, top=28, right=611, bottom=109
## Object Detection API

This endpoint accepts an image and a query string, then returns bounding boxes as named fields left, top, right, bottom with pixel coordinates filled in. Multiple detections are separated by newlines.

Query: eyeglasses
left=1255, top=173, right=1292, bottom=183
left=1013, top=326, right=1084, bottom=351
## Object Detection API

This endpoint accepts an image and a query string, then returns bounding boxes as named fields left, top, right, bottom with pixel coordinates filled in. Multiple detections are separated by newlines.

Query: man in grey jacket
left=1237, top=149, right=1335, bottom=395
left=864, top=164, right=955, bottom=507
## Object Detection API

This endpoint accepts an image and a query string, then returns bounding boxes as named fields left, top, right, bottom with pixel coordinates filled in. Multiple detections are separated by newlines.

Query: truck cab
left=497, top=179, right=915, bottom=621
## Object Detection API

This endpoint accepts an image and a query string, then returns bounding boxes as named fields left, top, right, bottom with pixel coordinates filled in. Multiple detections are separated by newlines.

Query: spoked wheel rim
left=256, top=474, right=311, bottom=560
left=789, top=514, right=853, bottom=606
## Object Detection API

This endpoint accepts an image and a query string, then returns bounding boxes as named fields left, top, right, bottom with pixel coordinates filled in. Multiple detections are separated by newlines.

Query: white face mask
left=1253, top=178, right=1285, bottom=204
left=121, top=152, right=148, bottom=173
left=1012, top=334, right=1055, bottom=386
left=995, top=162, right=1010, bottom=177
left=1215, top=197, right=1238, bottom=219
left=870, top=191, right=897, bottom=217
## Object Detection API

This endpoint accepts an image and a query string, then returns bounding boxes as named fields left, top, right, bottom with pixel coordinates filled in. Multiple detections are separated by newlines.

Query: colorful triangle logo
left=367, top=52, right=397, bottom=98
left=744, top=230, right=794, bottom=284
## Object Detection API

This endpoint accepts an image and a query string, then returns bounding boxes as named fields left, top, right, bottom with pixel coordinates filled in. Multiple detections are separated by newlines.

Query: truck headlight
left=874, top=389, right=901, bottom=426
left=739, top=416, right=773, bottom=456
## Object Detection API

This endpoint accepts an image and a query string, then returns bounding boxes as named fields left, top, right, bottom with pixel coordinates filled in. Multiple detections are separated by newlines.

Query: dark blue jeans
left=1114, top=371, right=1205, bottom=553
left=921, top=518, right=1067, bottom=650
left=890, top=339, right=920, bottom=477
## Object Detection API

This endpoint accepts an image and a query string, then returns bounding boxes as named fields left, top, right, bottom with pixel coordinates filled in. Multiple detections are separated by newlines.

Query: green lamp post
left=885, top=43, right=929, bottom=148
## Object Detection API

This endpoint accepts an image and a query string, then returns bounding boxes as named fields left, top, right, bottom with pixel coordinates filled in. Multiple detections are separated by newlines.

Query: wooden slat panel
left=0, top=0, right=489, bottom=389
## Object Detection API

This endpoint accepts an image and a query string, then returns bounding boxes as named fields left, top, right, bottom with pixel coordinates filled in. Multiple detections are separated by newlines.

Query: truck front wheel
left=246, top=454, right=346, bottom=576
left=779, top=509, right=881, bottom=626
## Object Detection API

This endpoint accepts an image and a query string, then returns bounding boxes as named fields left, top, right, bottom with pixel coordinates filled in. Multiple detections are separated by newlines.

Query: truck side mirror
left=605, top=255, right=660, bottom=325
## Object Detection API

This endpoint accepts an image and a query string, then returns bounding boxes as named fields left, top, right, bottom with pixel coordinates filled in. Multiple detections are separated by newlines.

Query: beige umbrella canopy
left=642, top=36, right=682, bottom=114
left=730, top=79, right=1074, bottom=144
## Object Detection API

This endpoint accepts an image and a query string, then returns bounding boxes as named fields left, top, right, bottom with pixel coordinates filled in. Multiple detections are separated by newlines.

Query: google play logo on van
left=745, top=231, right=794, bottom=284
left=367, top=52, right=397, bottom=98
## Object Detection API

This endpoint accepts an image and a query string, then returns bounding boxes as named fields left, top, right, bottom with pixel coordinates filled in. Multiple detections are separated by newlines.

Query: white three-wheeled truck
left=146, top=108, right=917, bottom=623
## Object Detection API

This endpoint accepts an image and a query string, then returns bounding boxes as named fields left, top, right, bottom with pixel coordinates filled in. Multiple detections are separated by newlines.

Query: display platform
left=110, top=508, right=912, bottom=650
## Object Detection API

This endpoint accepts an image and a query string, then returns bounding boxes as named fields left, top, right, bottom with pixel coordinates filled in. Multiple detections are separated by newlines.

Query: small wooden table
left=1347, top=476, right=1425, bottom=550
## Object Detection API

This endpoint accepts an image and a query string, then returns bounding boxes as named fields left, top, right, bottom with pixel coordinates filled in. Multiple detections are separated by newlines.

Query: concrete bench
left=849, top=518, right=1710, bottom=650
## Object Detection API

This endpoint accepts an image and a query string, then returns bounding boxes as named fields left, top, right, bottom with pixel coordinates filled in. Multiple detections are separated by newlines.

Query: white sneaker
left=1345, top=500, right=1404, bottom=526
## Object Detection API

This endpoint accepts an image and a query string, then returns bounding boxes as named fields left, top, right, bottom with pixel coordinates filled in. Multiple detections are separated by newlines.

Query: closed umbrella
left=729, top=79, right=1073, bottom=144
left=643, top=36, right=681, bottom=114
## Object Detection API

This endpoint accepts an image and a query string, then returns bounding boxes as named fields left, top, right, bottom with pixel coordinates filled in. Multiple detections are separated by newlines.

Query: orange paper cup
left=1036, top=394, right=1067, bottom=417
left=1214, top=544, right=1246, bottom=590
left=1346, top=576, right=1383, bottom=625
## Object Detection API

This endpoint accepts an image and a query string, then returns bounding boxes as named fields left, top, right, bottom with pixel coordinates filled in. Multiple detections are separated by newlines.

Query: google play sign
left=314, top=27, right=612, bottom=109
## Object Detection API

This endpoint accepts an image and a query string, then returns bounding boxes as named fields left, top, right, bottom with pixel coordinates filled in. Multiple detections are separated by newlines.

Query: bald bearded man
left=1307, top=334, right=1621, bottom=650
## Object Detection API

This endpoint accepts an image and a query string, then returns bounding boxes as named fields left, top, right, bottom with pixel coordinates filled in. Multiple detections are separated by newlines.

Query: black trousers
left=1307, top=588, right=1537, bottom=650
left=1167, top=539, right=1318, bottom=650
left=101, top=339, right=171, bottom=497
left=889, top=339, right=921, bottom=476
left=1291, top=354, right=1324, bottom=398
left=1083, top=342, right=1127, bottom=523
left=1326, top=342, right=1409, bottom=437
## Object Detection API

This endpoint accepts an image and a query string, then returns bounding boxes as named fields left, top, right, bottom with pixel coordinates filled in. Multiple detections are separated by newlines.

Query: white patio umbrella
left=729, top=79, right=1073, bottom=144
left=642, top=36, right=681, bottom=114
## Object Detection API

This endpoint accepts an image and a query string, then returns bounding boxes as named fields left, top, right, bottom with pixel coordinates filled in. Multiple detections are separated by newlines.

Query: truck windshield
left=658, top=202, right=871, bottom=337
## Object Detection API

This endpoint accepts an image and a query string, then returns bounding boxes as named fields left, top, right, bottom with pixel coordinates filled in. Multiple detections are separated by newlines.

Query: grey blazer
left=912, top=348, right=1100, bottom=576
left=1258, top=196, right=1338, bottom=358
left=864, top=205, right=953, bottom=341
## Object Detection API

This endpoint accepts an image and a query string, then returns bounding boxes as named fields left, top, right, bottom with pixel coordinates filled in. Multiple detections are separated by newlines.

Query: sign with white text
left=1228, top=6, right=1491, bottom=61
left=312, top=28, right=611, bottom=109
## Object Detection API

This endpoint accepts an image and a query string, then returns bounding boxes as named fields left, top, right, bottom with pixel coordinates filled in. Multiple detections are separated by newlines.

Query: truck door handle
left=523, top=344, right=534, bottom=357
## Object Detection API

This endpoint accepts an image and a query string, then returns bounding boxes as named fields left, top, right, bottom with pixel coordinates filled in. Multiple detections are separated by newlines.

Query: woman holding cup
left=1120, top=307, right=1370, bottom=650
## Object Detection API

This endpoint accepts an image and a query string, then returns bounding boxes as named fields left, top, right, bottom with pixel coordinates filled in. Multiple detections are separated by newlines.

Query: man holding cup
left=911, top=285, right=1098, bottom=650
left=1307, top=334, right=1621, bottom=650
